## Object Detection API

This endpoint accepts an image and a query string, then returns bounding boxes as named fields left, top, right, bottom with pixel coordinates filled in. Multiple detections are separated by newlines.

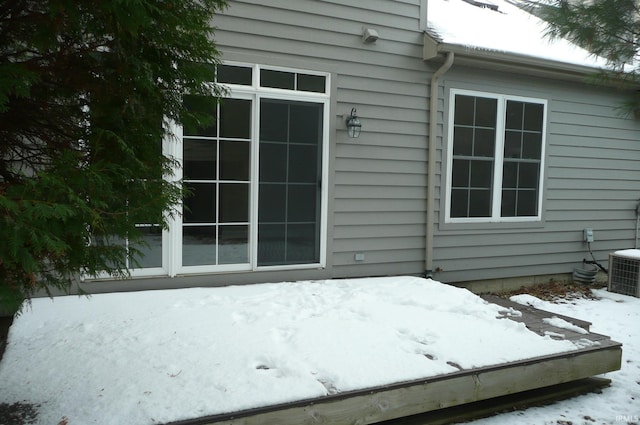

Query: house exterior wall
left=433, top=65, right=640, bottom=284
left=78, top=1, right=640, bottom=295
left=207, top=0, right=433, bottom=282
left=80, top=0, right=433, bottom=294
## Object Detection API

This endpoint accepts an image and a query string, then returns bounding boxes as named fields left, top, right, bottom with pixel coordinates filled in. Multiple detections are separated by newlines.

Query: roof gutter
left=423, top=33, right=605, bottom=83
left=425, top=51, right=454, bottom=279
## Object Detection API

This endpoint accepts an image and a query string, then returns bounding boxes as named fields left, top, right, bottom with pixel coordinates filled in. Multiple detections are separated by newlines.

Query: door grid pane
left=258, top=99, right=322, bottom=266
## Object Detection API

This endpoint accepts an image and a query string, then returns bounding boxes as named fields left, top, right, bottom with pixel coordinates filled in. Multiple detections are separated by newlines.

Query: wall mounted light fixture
left=346, top=108, right=362, bottom=138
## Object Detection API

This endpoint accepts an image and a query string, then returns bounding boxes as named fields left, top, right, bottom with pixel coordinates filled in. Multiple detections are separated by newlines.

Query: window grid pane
left=130, top=225, right=163, bottom=268
left=501, top=100, right=543, bottom=217
left=260, top=69, right=295, bottom=89
left=451, top=94, right=497, bottom=218
left=449, top=94, right=545, bottom=220
left=259, top=69, right=328, bottom=94
left=217, top=64, right=252, bottom=85
left=297, top=74, right=326, bottom=93
left=182, top=97, right=251, bottom=266
left=125, top=136, right=165, bottom=270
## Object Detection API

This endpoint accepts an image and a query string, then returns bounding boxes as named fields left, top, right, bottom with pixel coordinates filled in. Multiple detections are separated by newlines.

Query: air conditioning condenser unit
left=608, top=249, right=640, bottom=298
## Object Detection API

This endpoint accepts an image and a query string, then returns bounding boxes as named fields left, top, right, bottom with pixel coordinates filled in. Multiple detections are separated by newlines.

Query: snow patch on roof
left=427, top=0, right=608, bottom=69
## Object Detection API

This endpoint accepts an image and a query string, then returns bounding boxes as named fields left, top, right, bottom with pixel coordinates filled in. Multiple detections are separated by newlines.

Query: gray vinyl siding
left=434, top=66, right=640, bottom=283
left=72, top=0, right=432, bottom=296
left=210, top=0, right=430, bottom=284
left=76, top=1, right=640, bottom=296
left=214, top=0, right=430, bottom=282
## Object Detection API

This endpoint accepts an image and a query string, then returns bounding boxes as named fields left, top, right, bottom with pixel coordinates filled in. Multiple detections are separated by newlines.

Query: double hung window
left=445, top=89, right=547, bottom=223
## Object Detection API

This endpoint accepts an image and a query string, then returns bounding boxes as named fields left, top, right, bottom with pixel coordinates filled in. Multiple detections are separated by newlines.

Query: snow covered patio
left=0, top=276, right=622, bottom=425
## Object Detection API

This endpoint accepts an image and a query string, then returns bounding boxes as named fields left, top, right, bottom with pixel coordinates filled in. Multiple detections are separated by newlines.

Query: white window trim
left=171, top=63, right=330, bottom=276
left=249, top=94, right=330, bottom=273
left=86, top=63, right=330, bottom=280
left=176, top=90, right=255, bottom=276
left=444, top=88, right=547, bottom=224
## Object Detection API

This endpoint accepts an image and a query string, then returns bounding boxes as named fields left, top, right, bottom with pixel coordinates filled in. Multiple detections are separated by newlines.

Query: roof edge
left=423, top=32, right=602, bottom=83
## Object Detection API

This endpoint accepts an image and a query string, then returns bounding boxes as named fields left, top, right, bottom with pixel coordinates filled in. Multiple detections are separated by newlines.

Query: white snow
left=541, top=316, right=589, bottom=334
left=543, top=330, right=565, bottom=339
left=614, top=248, right=640, bottom=260
left=0, top=276, right=638, bottom=425
left=427, top=0, right=609, bottom=69
left=468, top=288, right=640, bottom=425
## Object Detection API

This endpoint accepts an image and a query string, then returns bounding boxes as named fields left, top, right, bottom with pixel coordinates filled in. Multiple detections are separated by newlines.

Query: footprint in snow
left=231, top=311, right=257, bottom=324
left=270, top=327, right=295, bottom=343
left=317, top=378, right=339, bottom=395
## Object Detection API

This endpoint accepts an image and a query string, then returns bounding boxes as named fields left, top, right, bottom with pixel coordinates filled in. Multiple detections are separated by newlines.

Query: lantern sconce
left=346, top=107, right=362, bottom=138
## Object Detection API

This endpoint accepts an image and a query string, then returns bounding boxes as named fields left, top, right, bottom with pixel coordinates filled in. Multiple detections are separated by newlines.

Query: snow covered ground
left=0, top=276, right=637, bottom=425
left=468, top=288, right=640, bottom=425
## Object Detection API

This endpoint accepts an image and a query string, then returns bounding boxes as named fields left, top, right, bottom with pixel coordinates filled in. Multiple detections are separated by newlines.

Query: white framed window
left=130, top=63, right=330, bottom=277
left=445, top=89, right=547, bottom=223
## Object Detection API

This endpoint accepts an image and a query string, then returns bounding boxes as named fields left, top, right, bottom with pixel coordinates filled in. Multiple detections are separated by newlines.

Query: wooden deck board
left=483, top=295, right=613, bottom=346
left=378, top=377, right=612, bottom=425
left=483, top=295, right=593, bottom=331
left=165, top=297, right=622, bottom=425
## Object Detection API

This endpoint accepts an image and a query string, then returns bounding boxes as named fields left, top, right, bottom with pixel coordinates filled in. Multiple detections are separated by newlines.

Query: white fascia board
left=423, top=32, right=604, bottom=83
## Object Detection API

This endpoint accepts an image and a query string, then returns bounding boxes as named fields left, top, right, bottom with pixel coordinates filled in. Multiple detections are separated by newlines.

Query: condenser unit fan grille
left=608, top=252, right=640, bottom=298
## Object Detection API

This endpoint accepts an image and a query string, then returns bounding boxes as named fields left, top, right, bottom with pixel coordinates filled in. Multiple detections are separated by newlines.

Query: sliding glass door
left=182, top=97, right=251, bottom=267
left=258, top=99, right=323, bottom=266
